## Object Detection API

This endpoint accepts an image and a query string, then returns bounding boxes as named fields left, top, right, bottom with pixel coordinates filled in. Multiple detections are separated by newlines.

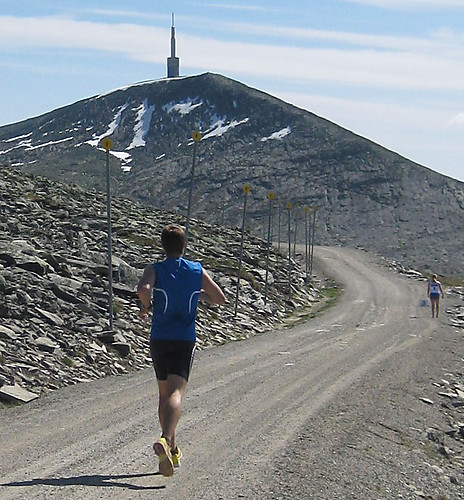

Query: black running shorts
left=150, top=340, right=196, bottom=381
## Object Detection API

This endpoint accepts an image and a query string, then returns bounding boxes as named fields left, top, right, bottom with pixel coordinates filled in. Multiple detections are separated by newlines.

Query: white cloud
left=199, top=3, right=268, bottom=11
left=84, top=9, right=167, bottom=21
left=214, top=21, right=463, bottom=55
left=0, top=15, right=167, bottom=61
left=1, top=15, right=463, bottom=94
left=450, top=113, right=464, bottom=126
left=344, top=0, right=464, bottom=8
left=182, top=37, right=464, bottom=92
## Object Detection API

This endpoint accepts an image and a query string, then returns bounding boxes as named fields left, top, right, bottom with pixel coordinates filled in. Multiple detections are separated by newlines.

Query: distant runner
left=427, top=274, right=444, bottom=318
left=137, top=224, right=225, bottom=477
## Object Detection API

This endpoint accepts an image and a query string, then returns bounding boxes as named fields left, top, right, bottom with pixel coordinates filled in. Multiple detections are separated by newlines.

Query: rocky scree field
left=0, top=168, right=320, bottom=404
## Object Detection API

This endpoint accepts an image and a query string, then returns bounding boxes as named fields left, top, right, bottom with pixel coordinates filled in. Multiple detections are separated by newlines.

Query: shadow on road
left=1, top=471, right=165, bottom=491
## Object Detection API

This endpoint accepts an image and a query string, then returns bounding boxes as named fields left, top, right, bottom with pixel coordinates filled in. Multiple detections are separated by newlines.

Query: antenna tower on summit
left=167, top=13, right=180, bottom=78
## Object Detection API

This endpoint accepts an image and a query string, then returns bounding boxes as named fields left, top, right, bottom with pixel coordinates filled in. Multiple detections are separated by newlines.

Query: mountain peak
left=0, top=73, right=463, bottom=276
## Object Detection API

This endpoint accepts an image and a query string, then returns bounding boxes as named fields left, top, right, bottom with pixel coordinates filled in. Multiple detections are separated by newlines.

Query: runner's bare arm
left=137, top=265, right=156, bottom=309
left=200, top=269, right=226, bottom=305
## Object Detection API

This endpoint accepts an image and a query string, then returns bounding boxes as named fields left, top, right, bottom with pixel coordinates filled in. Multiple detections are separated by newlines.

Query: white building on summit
left=167, top=13, right=180, bottom=78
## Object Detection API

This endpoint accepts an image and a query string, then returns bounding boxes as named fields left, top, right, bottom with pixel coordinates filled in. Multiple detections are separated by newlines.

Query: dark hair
left=161, top=224, right=186, bottom=256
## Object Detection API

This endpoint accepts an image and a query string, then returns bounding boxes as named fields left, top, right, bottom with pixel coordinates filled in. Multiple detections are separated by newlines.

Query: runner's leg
left=431, top=297, right=437, bottom=318
left=157, top=380, right=172, bottom=443
left=158, top=375, right=187, bottom=447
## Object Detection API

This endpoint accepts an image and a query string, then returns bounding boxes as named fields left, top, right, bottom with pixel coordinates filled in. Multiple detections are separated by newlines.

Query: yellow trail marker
left=192, top=131, right=202, bottom=142
left=101, top=138, right=113, bottom=151
left=243, top=184, right=251, bottom=194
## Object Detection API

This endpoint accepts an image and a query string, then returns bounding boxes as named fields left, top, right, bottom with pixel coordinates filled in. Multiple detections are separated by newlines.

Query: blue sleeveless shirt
left=150, top=257, right=203, bottom=341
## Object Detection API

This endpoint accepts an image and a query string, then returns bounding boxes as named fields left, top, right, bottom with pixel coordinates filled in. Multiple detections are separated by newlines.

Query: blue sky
left=1, top=0, right=464, bottom=181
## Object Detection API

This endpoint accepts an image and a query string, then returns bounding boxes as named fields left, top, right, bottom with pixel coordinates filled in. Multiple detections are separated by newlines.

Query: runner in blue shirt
left=137, top=224, right=225, bottom=477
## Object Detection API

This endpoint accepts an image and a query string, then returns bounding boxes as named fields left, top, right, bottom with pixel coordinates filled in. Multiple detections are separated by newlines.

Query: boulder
left=0, top=325, right=17, bottom=340
left=17, top=256, right=52, bottom=276
left=36, top=308, right=64, bottom=327
left=35, top=336, right=59, bottom=353
left=112, top=342, right=131, bottom=357
left=0, top=383, right=39, bottom=404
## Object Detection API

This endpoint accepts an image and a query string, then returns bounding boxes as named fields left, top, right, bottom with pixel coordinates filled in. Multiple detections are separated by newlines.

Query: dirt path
left=1, top=247, right=462, bottom=499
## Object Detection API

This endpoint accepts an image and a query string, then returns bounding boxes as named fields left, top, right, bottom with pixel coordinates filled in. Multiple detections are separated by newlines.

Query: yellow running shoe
left=153, top=437, right=174, bottom=477
left=171, top=446, right=182, bottom=468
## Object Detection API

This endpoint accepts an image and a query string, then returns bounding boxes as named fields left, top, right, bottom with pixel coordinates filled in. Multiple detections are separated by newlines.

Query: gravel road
left=1, top=246, right=462, bottom=499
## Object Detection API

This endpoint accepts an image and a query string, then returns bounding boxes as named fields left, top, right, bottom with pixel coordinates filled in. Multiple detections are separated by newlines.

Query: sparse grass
left=0, top=354, right=6, bottom=365
left=240, top=269, right=260, bottom=290
left=0, top=400, right=16, bottom=409
left=421, top=272, right=463, bottom=287
left=321, top=285, right=340, bottom=300
left=121, top=233, right=157, bottom=247
left=316, top=286, right=342, bottom=314
left=24, top=193, right=43, bottom=202
left=113, top=300, right=123, bottom=316
left=441, top=276, right=463, bottom=287
left=195, top=256, right=247, bottom=280
left=279, top=285, right=342, bottom=328
left=62, top=356, right=74, bottom=368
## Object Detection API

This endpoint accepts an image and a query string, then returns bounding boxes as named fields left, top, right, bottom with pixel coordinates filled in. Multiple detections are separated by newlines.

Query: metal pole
left=293, top=205, right=298, bottom=258
left=271, top=201, right=275, bottom=244
left=310, top=206, right=317, bottom=277
left=287, top=202, right=292, bottom=294
left=185, top=131, right=201, bottom=245
left=305, top=207, right=309, bottom=282
left=264, top=192, right=274, bottom=304
left=234, top=185, right=250, bottom=316
left=105, top=145, right=114, bottom=331
left=308, top=208, right=312, bottom=276
left=278, top=202, right=281, bottom=252
left=262, top=203, right=266, bottom=240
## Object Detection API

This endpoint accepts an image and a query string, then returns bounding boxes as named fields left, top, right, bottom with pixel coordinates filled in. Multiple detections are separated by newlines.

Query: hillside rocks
left=447, top=288, right=464, bottom=330
left=0, top=168, right=319, bottom=403
left=420, top=287, right=464, bottom=473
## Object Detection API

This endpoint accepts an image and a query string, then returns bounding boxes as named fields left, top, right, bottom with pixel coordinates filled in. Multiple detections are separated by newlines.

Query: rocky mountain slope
left=0, top=72, right=463, bottom=276
left=0, top=167, right=319, bottom=402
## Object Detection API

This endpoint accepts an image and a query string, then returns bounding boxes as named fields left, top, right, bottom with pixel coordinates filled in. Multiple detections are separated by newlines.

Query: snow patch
left=85, top=102, right=129, bottom=147
left=110, top=151, right=133, bottom=172
left=0, top=138, right=32, bottom=155
left=202, top=118, right=249, bottom=140
left=127, top=99, right=155, bottom=149
left=82, top=102, right=134, bottom=171
left=93, top=75, right=193, bottom=100
left=261, top=127, right=291, bottom=142
left=94, top=80, right=158, bottom=100
left=163, top=99, right=203, bottom=115
left=26, top=137, right=73, bottom=151
left=2, top=132, right=32, bottom=143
